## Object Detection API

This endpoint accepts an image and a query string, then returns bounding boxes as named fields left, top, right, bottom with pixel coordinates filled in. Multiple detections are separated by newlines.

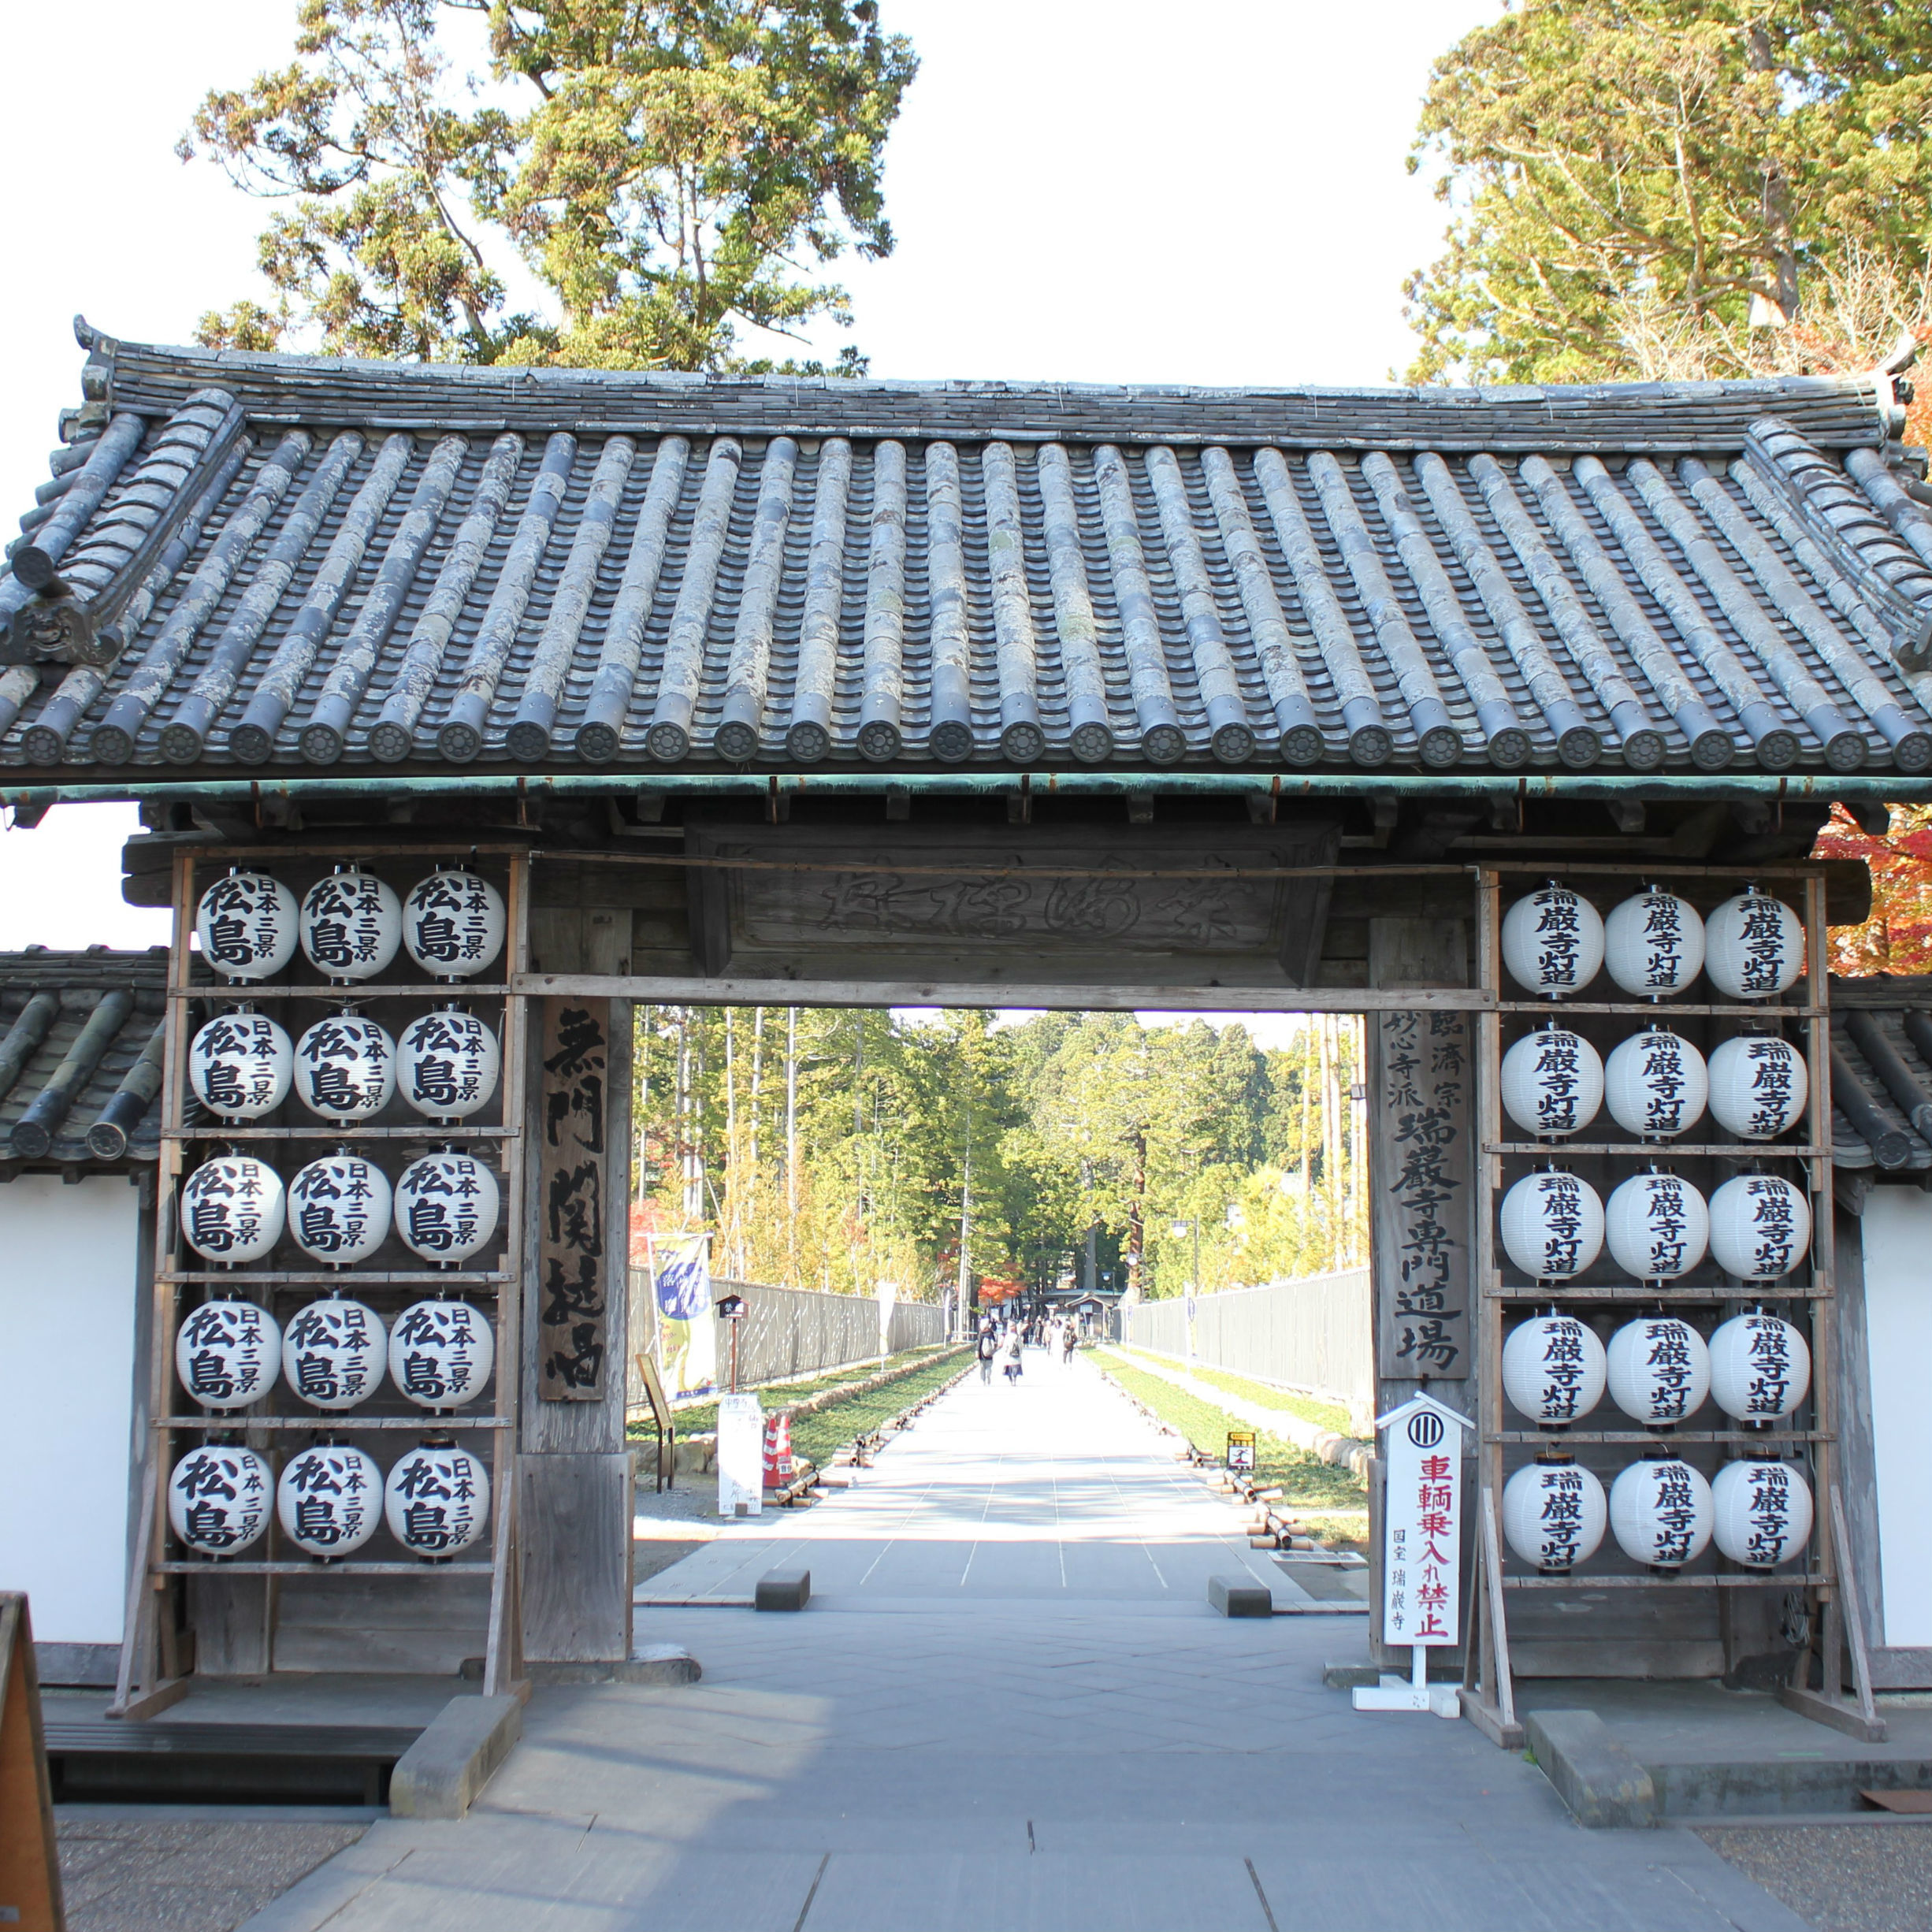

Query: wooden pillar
left=1365, top=919, right=1475, bottom=1670
left=519, top=907, right=633, bottom=1664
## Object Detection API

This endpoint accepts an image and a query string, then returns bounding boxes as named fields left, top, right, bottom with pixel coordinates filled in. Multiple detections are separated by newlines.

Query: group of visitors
left=975, top=1310, right=1080, bottom=1384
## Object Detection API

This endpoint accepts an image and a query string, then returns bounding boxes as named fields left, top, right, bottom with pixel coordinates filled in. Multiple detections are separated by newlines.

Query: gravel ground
left=1698, top=1824, right=1932, bottom=1932
left=56, top=1816, right=366, bottom=1932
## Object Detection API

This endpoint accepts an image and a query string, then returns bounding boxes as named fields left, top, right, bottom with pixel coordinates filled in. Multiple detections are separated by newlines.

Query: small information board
left=1355, top=1392, right=1470, bottom=1719
left=1225, top=1429, right=1257, bottom=1474
left=716, top=1393, right=765, bottom=1518
left=1383, top=1403, right=1461, bottom=1649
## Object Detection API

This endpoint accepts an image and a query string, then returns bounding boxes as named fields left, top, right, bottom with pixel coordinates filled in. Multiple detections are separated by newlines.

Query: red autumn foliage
left=1812, top=803, right=1932, bottom=976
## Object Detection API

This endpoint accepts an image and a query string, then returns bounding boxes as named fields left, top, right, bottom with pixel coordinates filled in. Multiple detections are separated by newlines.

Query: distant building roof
left=1829, top=975, right=1932, bottom=1176
left=2, top=319, right=1930, bottom=784
left=0, top=947, right=169, bottom=1166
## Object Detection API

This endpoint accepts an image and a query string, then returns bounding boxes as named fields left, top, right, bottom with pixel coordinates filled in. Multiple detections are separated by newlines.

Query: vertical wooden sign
left=538, top=1001, right=608, bottom=1401
left=1371, top=1009, right=1472, bottom=1381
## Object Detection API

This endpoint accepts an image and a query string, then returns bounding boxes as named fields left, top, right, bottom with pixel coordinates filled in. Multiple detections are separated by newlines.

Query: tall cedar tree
left=1405, top=2, right=1932, bottom=391
left=180, top=0, right=916, bottom=370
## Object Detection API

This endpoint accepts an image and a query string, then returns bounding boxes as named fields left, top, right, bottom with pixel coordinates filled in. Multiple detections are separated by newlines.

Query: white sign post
left=876, top=1278, right=897, bottom=1364
left=716, top=1393, right=764, bottom=1517
left=1354, top=1391, right=1472, bottom=1719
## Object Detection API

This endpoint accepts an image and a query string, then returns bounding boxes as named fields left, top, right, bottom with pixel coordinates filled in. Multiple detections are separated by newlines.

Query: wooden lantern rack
left=1458, top=862, right=1883, bottom=1750
left=110, top=843, right=533, bottom=1718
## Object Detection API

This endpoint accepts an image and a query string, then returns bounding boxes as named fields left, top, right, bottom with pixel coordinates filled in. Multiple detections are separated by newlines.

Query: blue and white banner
left=654, top=1234, right=711, bottom=1320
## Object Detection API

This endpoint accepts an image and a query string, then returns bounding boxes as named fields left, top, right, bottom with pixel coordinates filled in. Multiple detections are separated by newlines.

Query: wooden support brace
left=1459, top=1488, right=1524, bottom=1749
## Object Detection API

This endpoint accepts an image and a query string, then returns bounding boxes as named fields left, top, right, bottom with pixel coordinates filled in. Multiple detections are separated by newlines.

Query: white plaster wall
left=1862, top=1187, right=1932, bottom=1648
left=0, top=1175, right=141, bottom=1644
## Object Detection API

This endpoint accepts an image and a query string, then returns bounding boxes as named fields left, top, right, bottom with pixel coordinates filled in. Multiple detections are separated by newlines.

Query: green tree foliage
left=632, top=1007, right=1368, bottom=1303
left=1405, top=2, right=1932, bottom=385
left=180, top=0, right=917, bottom=370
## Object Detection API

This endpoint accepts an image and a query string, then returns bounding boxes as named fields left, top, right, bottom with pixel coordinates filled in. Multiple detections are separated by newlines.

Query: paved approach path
left=247, top=1352, right=1809, bottom=1932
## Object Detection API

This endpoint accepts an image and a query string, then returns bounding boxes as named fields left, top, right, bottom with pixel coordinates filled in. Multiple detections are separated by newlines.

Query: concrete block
left=388, top=1694, right=522, bottom=1820
left=1207, top=1573, right=1273, bottom=1618
left=755, top=1567, right=812, bottom=1611
left=1525, top=1708, right=1657, bottom=1830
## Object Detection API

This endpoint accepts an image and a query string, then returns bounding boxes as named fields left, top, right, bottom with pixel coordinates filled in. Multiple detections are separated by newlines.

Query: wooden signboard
left=1370, top=1006, right=1473, bottom=1384
left=538, top=1000, right=610, bottom=1402
left=0, top=1595, right=64, bottom=1932
left=682, top=821, right=1342, bottom=986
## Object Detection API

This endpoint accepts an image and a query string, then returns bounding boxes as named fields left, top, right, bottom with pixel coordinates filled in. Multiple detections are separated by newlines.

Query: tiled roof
left=0, top=948, right=169, bottom=1164
left=1830, top=976, right=1932, bottom=1172
left=2, top=321, right=1931, bottom=782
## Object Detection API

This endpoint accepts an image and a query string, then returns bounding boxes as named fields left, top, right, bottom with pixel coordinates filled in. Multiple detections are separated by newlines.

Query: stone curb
left=388, top=1693, right=522, bottom=1820
left=1525, top=1708, right=1658, bottom=1829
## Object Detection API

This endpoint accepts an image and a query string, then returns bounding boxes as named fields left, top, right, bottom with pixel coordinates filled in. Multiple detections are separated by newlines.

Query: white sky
left=0, top=0, right=1495, bottom=983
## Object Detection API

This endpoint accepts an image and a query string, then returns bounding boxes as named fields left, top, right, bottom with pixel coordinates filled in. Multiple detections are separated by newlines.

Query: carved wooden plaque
left=537, top=999, right=608, bottom=1401
left=683, top=819, right=1342, bottom=985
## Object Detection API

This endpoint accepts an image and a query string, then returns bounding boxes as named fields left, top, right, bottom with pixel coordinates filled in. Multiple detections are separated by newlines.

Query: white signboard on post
left=1357, top=1391, right=1471, bottom=1718
left=716, top=1392, right=764, bottom=1518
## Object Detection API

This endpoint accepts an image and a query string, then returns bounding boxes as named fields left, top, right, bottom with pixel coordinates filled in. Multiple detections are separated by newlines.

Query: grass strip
left=1131, top=1354, right=1354, bottom=1438
left=630, top=1343, right=955, bottom=1445
left=786, top=1349, right=972, bottom=1469
left=1088, top=1347, right=1368, bottom=1548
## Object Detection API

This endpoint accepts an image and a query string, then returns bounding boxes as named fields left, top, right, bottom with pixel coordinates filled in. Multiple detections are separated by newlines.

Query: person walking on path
left=977, top=1325, right=998, bottom=1384
left=1003, top=1330, right=1024, bottom=1386
left=1061, top=1321, right=1076, bottom=1367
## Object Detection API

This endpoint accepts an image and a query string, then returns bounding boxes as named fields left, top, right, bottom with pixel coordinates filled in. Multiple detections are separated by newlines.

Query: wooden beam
left=515, top=975, right=1491, bottom=1012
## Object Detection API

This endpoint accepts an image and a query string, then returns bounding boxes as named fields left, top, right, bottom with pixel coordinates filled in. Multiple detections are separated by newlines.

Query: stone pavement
left=244, top=1349, right=1819, bottom=1932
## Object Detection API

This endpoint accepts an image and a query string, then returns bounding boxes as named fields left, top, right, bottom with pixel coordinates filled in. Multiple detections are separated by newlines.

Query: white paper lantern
left=277, top=1442, right=382, bottom=1558
left=1712, top=1458, right=1814, bottom=1568
left=195, top=870, right=298, bottom=983
left=385, top=1440, right=491, bottom=1557
left=175, top=1299, right=281, bottom=1410
left=287, top=1154, right=393, bottom=1264
left=282, top=1296, right=388, bottom=1410
left=1502, top=1458, right=1606, bottom=1573
left=1603, top=1030, right=1708, bottom=1141
left=180, top=1154, right=285, bottom=1263
left=1609, top=1457, right=1714, bottom=1569
left=1709, top=1313, right=1811, bottom=1424
left=1502, top=1314, right=1606, bottom=1427
left=1605, top=1170, right=1709, bottom=1281
left=1502, top=885, right=1604, bottom=998
left=294, top=1013, right=396, bottom=1121
left=1604, top=890, right=1706, bottom=998
left=1707, top=1035, right=1808, bottom=1140
left=403, top=868, right=506, bottom=979
left=397, top=1007, right=500, bottom=1120
left=188, top=1011, right=293, bottom=1120
left=394, top=1152, right=500, bottom=1265
left=1607, top=1317, right=1711, bottom=1427
left=1499, top=1170, right=1604, bottom=1280
left=389, top=1299, right=496, bottom=1408
left=1705, top=890, right=1804, bottom=1000
left=1501, top=1027, right=1603, bottom=1139
left=1708, top=1174, right=1811, bottom=1280
left=168, top=1442, right=271, bottom=1555
left=300, top=868, right=402, bottom=982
